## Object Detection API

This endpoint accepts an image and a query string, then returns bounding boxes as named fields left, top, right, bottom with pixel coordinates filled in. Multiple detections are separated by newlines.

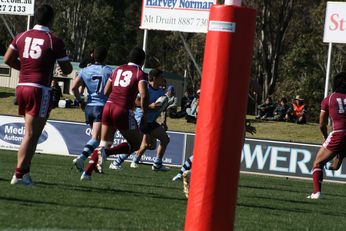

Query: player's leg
left=73, top=106, right=102, bottom=172
left=327, top=154, right=343, bottom=170
left=11, top=86, right=49, bottom=185
left=150, top=125, right=170, bottom=171
left=130, top=134, right=152, bottom=168
left=82, top=123, right=115, bottom=179
left=173, top=155, right=193, bottom=181
left=308, top=147, right=335, bottom=199
left=12, top=114, right=46, bottom=185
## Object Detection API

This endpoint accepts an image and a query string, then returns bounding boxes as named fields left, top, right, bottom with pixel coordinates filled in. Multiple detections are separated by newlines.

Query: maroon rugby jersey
left=321, top=92, right=346, bottom=131
left=107, top=63, right=146, bottom=110
left=10, top=25, right=68, bottom=87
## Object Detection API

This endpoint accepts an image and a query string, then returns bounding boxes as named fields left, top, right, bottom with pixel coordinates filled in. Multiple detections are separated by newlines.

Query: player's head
left=35, top=4, right=55, bottom=27
left=128, top=47, right=146, bottom=66
left=148, top=69, right=163, bottom=82
left=93, top=46, right=108, bottom=64
left=333, top=72, right=346, bottom=93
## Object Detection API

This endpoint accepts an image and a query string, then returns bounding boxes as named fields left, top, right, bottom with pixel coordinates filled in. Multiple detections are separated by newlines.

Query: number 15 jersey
left=107, top=63, right=146, bottom=110
left=10, top=25, right=69, bottom=87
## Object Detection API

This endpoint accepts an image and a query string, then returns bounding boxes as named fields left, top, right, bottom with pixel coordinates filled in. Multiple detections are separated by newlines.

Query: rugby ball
left=155, top=95, right=169, bottom=112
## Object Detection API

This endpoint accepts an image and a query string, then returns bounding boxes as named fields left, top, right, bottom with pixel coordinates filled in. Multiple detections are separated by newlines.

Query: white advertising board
left=323, top=1, right=346, bottom=43
left=0, top=0, right=35, bottom=16
left=140, top=0, right=216, bottom=33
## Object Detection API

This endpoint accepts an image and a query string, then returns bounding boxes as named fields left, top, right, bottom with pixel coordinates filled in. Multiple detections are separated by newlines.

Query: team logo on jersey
left=0, top=123, right=48, bottom=145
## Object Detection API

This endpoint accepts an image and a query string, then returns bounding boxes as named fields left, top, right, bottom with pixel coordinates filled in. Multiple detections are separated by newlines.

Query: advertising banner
left=1, top=115, right=346, bottom=182
left=323, top=1, right=346, bottom=43
left=241, top=138, right=346, bottom=182
left=0, top=0, right=35, bottom=16
left=140, top=0, right=217, bottom=33
left=0, top=115, right=184, bottom=166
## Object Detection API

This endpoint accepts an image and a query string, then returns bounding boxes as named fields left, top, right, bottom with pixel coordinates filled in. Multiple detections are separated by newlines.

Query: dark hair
left=128, top=47, right=146, bottom=65
left=93, top=46, right=108, bottom=63
left=280, top=97, right=287, bottom=104
left=148, top=69, right=163, bottom=81
left=35, top=4, right=54, bottom=26
left=333, top=72, right=346, bottom=93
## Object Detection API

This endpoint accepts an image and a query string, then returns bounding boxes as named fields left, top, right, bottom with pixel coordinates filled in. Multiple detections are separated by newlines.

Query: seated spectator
left=185, top=89, right=200, bottom=123
left=165, top=85, right=178, bottom=117
left=256, top=97, right=275, bottom=120
left=270, top=97, right=289, bottom=121
left=170, top=88, right=194, bottom=118
left=285, top=95, right=308, bottom=124
left=51, top=79, right=62, bottom=108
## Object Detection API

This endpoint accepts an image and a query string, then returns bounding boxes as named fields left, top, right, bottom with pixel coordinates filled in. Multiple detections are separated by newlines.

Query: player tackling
left=308, top=72, right=346, bottom=199
left=80, top=47, right=148, bottom=180
left=4, top=4, right=72, bottom=185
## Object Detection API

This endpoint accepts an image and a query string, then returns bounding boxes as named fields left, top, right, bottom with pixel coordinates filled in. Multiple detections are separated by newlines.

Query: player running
left=80, top=47, right=148, bottom=180
left=128, top=69, right=170, bottom=171
left=4, top=4, right=72, bottom=185
left=307, top=72, right=346, bottom=199
left=71, top=46, right=113, bottom=172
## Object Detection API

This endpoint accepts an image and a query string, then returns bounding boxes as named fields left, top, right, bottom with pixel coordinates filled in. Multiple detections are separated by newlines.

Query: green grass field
left=1, top=150, right=346, bottom=230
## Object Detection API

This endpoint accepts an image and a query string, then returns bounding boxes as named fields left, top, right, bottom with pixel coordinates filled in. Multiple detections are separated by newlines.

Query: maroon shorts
left=102, top=103, right=137, bottom=130
left=16, top=85, right=51, bottom=118
left=323, top=131, right=346, bottom=155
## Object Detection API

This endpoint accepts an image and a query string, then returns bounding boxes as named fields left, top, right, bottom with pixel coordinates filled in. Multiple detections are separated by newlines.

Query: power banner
left=140, top=0, right=217, bottom=33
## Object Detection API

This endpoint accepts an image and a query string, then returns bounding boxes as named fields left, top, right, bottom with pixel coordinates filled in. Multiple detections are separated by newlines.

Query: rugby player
left=308, top=72, right=346, bottom=199
left=71, top=46, right=113, bottom=172
left=4, top=4, right=72, bottom=185
left=81, top=47, right=148, bottom=180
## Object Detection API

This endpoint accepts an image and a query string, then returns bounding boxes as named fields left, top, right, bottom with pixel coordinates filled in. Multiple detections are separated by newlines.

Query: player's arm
left=4, top=47, right=20, bottom=70
left=319, top=110, right=329, bottom=140
left=71, top=76, right=86, bottom=110
left=104, top=79, right=112, bottom=97
left=138, top=80, right=149, bottom=121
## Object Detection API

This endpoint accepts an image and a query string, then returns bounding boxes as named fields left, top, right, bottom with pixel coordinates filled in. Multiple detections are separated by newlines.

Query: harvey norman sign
left=140, top=0, right=217, bottom=33
left=323, top=1, right=346, bottom=43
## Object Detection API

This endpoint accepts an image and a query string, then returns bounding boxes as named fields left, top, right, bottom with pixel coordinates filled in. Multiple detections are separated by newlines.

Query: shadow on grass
left=0, top=195, right=129, bottom=212
left=239, top=183, right=303, bottom=194
left=0, top=92, right=15, bottom=98
left=237, top=202, right=311, bottom=214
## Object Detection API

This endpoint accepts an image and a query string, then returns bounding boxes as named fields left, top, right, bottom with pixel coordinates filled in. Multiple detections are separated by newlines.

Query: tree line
left=1, top=0, right=345, bottom=121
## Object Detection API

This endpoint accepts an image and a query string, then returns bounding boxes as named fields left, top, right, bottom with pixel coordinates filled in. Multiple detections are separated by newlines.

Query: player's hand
left=161, top=123, right=168, bottom=131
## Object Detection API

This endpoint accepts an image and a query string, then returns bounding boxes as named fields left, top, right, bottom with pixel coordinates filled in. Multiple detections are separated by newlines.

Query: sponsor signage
left=140, top=0, right=217, bottom=33
left=0, top=0, right=35, bottom=16
left=241, top=139, right=346, bottom=182
left=1, top=115, right=346, bottom=182
left=0, top=115, right=184, bottom=167
left=323, top=1, right=346, bottom=43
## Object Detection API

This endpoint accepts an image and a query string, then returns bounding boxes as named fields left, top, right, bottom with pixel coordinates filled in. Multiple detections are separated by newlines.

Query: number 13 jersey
left=107, top=63, right=146, bottom=110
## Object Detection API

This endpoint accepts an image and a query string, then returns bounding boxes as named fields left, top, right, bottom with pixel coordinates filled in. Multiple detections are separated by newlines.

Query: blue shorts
left=84, top=105, right=103, bottom=125
left=140, top=121, right=161, bottom=134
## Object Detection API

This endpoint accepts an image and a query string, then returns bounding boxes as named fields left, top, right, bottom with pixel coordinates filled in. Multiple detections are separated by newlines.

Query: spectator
left=256, top=97, right=275, bottom=120
left=170, top=88, right=194, bottom=118
left=270, top=97, right=289, bottom=121
left=165, top=85, right=178, bottom=117
left=185, top=89, right=200, bottom=123
left=51, top=79, right=63, bottom=108
left=285, top=95, right=308, bottom=124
